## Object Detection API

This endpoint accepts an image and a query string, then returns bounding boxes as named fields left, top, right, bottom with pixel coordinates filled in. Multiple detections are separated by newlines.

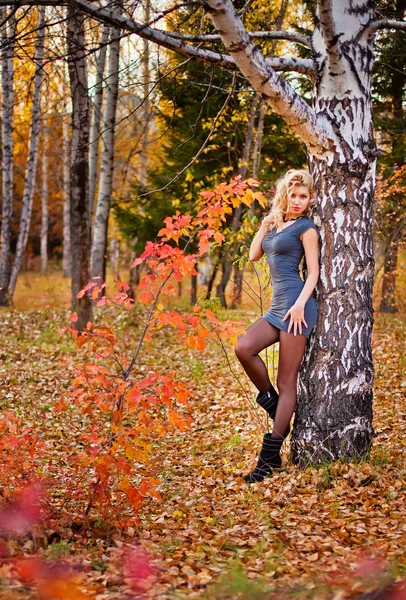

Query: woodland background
left=0, top=0, right=405, bottom=598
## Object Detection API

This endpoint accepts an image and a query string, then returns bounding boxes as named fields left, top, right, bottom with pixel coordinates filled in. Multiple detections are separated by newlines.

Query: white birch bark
left=88, top=23, right=110, bottom=219
left=40, top=113, right=48, bottom=275
left=138, top=0, right=150, bottom=187
left=0, top=10, right=16, bottom=305
left=291, top=0, right=377, bottom=464
left=9, top=6, right=46, bottom=299
left=91, top=20, right=121, bottom=282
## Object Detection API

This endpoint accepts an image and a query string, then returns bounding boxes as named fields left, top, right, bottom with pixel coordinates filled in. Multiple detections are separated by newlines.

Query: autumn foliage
left=50, top=177, right=262, bottom=524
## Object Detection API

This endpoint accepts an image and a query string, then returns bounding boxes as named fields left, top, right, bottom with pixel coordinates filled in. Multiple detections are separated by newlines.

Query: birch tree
left=8, top=6, right=46, bottom=299
left=62, top=88, right=72, bottom=278
left=0, top=10, right=16, bottom=306
left=40, top=113, right=49, bottom=275
left=91, top=19, right=121, bottom=282
left=88, top=23, right=110, bottom=219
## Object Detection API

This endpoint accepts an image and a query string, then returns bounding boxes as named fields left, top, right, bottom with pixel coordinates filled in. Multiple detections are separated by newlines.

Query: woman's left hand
left=283, top=303, right=308, bottom=336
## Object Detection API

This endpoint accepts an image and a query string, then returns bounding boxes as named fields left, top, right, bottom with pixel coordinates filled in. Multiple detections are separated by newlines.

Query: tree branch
left=362, top=18, right=406, bottom=35
left=1, top=0, right=316, bottom=75
left=316, top=0, right=344, bottom=75
left=165, top=29, right=312, bottom=48
left=204, top=0, right=335, bottom=156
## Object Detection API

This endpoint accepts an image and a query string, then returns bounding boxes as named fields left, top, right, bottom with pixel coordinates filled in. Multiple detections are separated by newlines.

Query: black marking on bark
left=341, top=46, right=368, bottom=96
left=347, top=0, right=374, bottom=16
left=261, top=72, right=272, bottom=88
left=228, top=38, right=251, bottom=53
left=327, top=32, right=343, bottom=49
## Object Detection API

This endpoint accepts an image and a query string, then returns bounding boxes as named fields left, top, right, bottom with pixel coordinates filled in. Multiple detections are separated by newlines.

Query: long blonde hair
left=268, top=169, right=315, bottom=229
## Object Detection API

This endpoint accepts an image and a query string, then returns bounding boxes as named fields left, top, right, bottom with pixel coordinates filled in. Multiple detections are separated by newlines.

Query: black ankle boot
left=256, top=386, right=291, bottom=437
left=244, top=433, right=284, bottom=484
left=256, top=385, right=279, bottom=419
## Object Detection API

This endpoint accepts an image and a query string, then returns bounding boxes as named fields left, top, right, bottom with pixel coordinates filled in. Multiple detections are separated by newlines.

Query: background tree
left=373, top=0, right=406, bottom=313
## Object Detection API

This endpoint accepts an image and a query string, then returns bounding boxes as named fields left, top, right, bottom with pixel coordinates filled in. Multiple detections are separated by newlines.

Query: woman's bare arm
left=249, top=215, right=274, bottom=262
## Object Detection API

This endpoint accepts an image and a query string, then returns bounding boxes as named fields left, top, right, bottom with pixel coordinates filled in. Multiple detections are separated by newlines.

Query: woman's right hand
left=260, top=215, right=275, bottom=232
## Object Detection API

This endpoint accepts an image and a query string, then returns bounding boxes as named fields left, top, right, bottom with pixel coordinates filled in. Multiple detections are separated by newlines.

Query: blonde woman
left=235, top=169, right=319, bottom=483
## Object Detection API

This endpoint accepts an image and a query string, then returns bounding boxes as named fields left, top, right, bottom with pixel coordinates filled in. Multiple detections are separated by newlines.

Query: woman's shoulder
left=301, top=216, right=316, bottom=225
left=298, top=216, right=318, bottom=236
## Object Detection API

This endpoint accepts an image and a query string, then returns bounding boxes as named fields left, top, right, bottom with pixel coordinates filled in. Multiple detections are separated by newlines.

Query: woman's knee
left=234, top=336, right=252, bottom=362
left=276, top=374, right=298, bottom=394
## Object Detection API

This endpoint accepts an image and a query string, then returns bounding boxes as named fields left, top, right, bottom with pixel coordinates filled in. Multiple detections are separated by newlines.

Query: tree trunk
left=380, top=235, right=399, bottom=313
left=110, top=237, right=120, bottom=279
left=294, top=147, right=376, bottom=465
left=138, top=0, right=150, bottom=187
left=380, top=0, right=405, bottom=313
left=190, top=274, right=197, bottom=306
left=40, top=114, right=49, bottom=275
left=91, top=18, right=121, bottom=283
left=252, top=99, right=265, bottom=179
left=62, top=88, right=72, bottom=278
left=67, top=1, right=92, bottom=330
left=128, top=0, right=150, bottom=290
left=206, top=260, right=219, bottom=300
left=8, top=6, right=45, bottom=299
left=231, top=261, right=244, bottom=308
left=88, top=23, right=110, bottom=219
left=0, top=10, right=16, bottom=306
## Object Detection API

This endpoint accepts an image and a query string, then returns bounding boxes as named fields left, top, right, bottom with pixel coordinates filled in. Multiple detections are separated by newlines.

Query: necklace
left=283, top=215, right=303, bottom=223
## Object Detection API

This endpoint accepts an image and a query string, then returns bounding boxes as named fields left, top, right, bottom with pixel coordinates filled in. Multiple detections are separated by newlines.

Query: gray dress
left=261, top=216, right=318, bottom=338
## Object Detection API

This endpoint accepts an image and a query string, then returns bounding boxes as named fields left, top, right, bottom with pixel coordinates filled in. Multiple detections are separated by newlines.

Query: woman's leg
left=272, top=331, right=308, bottom=439
left=235, top=319, right=280, bottom=392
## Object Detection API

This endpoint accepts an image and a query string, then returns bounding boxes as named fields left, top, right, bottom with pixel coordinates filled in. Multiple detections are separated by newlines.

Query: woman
left=235, top=169, right=319, bottom=483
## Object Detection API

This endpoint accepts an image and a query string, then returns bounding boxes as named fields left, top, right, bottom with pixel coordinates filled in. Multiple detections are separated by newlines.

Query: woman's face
left=287, top=184, right=310, bottom=215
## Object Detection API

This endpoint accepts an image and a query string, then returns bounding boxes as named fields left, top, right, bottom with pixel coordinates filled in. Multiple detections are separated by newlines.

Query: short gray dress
left=261, top=216, right=318, bottom=338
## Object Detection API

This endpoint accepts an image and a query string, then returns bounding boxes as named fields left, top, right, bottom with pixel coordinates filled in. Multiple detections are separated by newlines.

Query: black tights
left=235, top=319, right=307, bottom=440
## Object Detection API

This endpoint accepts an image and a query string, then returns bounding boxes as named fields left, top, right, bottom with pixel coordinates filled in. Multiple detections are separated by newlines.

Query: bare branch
left=267, top=57, right=316, bottom=76
left=165, top=29, right=312, bottom=48
left=204, top=0, right=335, bottom=156
left=362, top=18, right=406, bottom=36
left=316, top=0, right=344, bottom=75
left=1, top=0, right=315, bottom=75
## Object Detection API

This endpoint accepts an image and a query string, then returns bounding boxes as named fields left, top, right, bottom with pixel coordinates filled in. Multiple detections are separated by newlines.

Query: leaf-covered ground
left=0, top=272, right=405, bottom=599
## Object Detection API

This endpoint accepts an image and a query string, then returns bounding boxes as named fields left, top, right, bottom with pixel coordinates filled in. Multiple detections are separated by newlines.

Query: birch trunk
left=91, top=20, right=121, bottom=282
left=67, top=2, right=92, bottom=330
left=138, top=0, right=150, bottom=186
left=8, top=6, right=45, bottom=299
left=40, top=114, right=48, bottom=275
left=129, top=0, right=150, bottom=291
left=89, top=24, right=110, bottom=219
left=0, top=11, right=16, bottom=306
left=291, top=3, right=377, bottom=465
left=62, top=90, right=72, bottom=278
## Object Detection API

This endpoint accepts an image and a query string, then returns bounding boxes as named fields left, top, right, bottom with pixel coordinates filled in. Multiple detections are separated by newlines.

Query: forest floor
left=0, top=268, right=405, bottom=600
